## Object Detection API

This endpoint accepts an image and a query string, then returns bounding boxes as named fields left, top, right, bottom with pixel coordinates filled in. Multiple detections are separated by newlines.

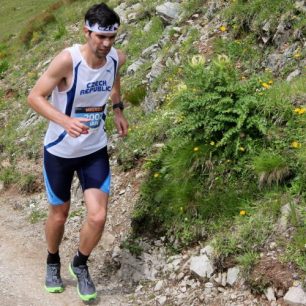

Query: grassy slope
left=0, top=0, right=57, bottom=41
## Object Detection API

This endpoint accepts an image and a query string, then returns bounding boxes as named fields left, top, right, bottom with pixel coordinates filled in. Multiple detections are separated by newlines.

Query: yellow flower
left=154, top=173, right=160, bottom=178
left=193, top=147, right=199, bottom=152
left=240, top=210, right=246, bottom=216
left=261, top=82, right=271, bottom=89
left=291, top=141, right=301, bottom=149
left=298, top=108, right=306, bottom=114
left=220, top=25, right=227, bottom=32
left=239, top=147, right=245, bottom=152
left=210, top=141, right=215, bottom=146
left=190, top=54, right=206, bottom=67
left=293, top=53, right=301, bottom=59
left=294, top=107, right=301, bottom=113
left=268, top=80, right=273, bottom=85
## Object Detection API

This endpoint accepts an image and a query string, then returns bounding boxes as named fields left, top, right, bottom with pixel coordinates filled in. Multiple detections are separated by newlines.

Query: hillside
left=0, top=0, right=306, bottom=305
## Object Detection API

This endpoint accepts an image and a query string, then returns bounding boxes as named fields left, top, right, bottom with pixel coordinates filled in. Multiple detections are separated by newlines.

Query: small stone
left=177, top=272, right=185, bottom=281
left=269, top=242, right=277, bottom=250
left=265, top=287, right=276, bottom=302
left=157, top=296, right=167, bottom=305
left=205, top=282, right=214, bottom=288
left=221, top=272, right=227, bottom=287
left=277, top=289, right=284, bottom=297
left=200, top=245, right=214, bottom=257
left=227, top=267, right=240, bottom=286
left=190, top=255, right=215, bottom=279
left=287, top=69, right=301, bottom=82
left=154, top=280, right=164, bottom=292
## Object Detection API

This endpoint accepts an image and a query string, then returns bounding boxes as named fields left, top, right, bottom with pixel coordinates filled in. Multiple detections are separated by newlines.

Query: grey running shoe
left=69, top=262, right=97, bottom=301
left=45, top=263, right=64, bottom=293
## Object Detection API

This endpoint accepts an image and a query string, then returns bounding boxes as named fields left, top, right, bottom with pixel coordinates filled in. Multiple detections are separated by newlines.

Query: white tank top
left=44, top=44, right=119, bottom=158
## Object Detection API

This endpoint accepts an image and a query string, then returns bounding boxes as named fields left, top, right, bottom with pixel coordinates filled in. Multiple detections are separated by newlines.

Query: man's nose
left=102, top=38, right=112, bottom=47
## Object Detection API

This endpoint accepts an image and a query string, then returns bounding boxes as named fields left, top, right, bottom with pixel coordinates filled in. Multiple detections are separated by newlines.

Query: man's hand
left=62, top=117, right=90, bottom=138
left=114, top=111, right=128, bottom=137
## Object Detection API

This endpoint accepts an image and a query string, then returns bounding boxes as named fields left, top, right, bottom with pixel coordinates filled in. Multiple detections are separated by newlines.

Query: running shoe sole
left=44, top=285, right=64, bottom=293
left=69, top=263, right=97, bottom=301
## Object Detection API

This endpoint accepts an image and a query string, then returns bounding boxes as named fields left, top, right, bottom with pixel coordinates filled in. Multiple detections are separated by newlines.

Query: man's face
left=85, top=29, right=117, bottom=59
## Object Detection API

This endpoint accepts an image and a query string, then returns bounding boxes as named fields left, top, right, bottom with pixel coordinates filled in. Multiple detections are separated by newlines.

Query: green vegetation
left=29, top=209, right=47, bottom=224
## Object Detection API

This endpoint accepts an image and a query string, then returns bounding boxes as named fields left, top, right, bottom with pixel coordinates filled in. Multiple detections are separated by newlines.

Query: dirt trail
left=0, top=192, right=129, bottom=306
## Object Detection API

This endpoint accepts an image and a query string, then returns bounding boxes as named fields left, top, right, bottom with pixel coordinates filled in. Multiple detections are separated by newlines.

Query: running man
left=28, top=3, right=128, bottom=302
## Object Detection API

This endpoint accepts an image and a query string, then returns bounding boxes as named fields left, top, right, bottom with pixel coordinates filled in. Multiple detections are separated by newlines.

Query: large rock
left=190, top=255, right=215, bottom=279
left=284, top=287, right=306, bottom=306
left=156, top=2, right=181, bottom=23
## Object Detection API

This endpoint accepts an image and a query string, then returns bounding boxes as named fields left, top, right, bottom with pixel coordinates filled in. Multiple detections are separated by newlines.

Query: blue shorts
left=43, top=146, right=110, bottom=205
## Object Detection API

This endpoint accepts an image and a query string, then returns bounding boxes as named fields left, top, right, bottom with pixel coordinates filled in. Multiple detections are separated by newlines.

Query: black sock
left=47, top=250, right=60, bottom=264
left=73, top=249, right=89, bottom=267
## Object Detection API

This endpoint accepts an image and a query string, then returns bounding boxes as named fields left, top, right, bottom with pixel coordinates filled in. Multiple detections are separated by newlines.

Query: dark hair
left=85, top=3, right=120, bottom=27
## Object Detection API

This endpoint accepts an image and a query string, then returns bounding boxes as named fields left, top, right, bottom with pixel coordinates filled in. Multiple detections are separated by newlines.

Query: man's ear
left=83, top=26, right=91, bottom=37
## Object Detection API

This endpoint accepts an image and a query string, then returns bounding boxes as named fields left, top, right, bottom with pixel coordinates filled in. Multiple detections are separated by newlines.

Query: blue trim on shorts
left=43, top=166, right=64, bottom=205
left=100, top=172, right=111, bottom=194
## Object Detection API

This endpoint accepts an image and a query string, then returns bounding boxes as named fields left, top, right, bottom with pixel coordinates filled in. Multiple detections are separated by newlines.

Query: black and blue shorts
left=43, top=146, right=110, bottom=205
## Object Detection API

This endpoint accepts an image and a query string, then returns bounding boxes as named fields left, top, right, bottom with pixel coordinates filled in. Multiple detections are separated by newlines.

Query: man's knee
left=87, top=211, right=107, bottom=230
left=48, top=205, right=69, bottom=225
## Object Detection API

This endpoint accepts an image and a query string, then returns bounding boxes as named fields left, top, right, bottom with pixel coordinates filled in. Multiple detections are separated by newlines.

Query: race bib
left=75, top=106, right=105, bottom=132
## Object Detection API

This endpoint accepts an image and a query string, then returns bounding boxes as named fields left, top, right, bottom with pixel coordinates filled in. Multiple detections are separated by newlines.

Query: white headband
left=85, top=20, right=119, bottom=34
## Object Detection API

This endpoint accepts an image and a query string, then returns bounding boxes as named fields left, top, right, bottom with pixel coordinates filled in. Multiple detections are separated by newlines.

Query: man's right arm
left=28, top=51, right=89, bottom=138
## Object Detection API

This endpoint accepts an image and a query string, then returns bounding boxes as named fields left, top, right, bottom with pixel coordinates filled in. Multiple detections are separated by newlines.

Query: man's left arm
left=110, top=49, right=128, bottom=137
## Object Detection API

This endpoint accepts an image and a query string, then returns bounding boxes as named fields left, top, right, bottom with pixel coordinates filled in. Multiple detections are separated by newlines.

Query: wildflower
left=210, top=141, right=215, bottom=146
left=193, top=147, right=199, bottom=152
left=240, top=210, right=246, bottom=216
left=190, top=54, right=206, bottom=67
left=220, top=25, right=227, bottom=32
left=128, top=128, right=132, bottom=132
left=291, top=141, right=301, bottom=149
left=293, top=280, right=301, bottom=287
left=294, top=108, right=301, bottom=113
left=184, top=217, right=188, bottom=222
left=261, top=82, right=271, bottom=89
left=268, top=80, right=273, bottom=85
left=299, top=108, right=306, bottom=114
left=293, top=52, right=301, bottom=59
left=235, top=39, right=241, bottom=44
left=226, top=159, right=231, bottom=163
left=239, top=147, right=245, bottom=152
left=154, top=173, right=160, bottom=178
left=180, top=207, right=183, bottom=211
